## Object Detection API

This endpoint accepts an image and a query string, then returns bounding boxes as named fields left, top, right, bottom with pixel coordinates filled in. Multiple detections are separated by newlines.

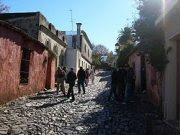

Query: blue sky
left=3, top=0, right=137, bottom=52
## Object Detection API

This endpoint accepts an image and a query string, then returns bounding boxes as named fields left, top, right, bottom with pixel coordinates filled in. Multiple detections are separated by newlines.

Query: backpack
left=58, top=69, right=65, bottom=78
left=77, top=69, right=85, bottom=80
left=67, top=71, right=77, bottom=83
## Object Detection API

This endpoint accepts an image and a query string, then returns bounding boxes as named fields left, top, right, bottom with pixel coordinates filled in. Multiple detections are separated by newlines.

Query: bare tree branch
left=0, top=0, right=9, bottom=13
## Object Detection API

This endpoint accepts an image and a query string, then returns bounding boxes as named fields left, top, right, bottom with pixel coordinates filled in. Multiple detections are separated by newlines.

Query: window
left=49, top=23, right=51, bottom=30
left=53, top=45, right=58, bottom=55
left=59, top=51, right=64, bottom=66
left=82, top=61, right=83, bottom=66
left=88, top=49, right=89, bottom=57
left=62, top=36, right=65, bottom=42
left=56, top=30, right=59, bottom=36
left=72, top=35, right=76, bottom=48
left=61, top=56, right=64, bottom=66
left=79, top=59, right=80, bottom=67
left=46, top=39, right=51, bottom=49
left=20, top=48, right=31, bottom=84
left=85, top=45, right=86, bottom=53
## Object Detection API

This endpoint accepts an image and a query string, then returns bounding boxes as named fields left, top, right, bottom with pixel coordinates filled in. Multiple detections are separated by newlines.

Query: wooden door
left=177, top=40, right=180, bottom=120
left=45, top=56, right=52, bottom=89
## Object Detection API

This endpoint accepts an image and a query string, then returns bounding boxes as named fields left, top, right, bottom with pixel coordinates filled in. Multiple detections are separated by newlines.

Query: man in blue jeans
left=108, top=68, right=118, bottom=101
left=77, top=67, right=86, bottom=94
left=67, top=68, right=77, bottom=102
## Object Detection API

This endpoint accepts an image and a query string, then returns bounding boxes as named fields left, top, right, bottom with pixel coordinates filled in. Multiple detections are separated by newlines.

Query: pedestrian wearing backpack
left=56, top=67, right=66, bottom=96
left=67, top=68, right=77, bottom=102
left=77, top=67, right=86, bottom=94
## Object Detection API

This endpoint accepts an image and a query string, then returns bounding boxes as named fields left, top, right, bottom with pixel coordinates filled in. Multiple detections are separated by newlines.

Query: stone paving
left=0, top=71, right=178, bottom=135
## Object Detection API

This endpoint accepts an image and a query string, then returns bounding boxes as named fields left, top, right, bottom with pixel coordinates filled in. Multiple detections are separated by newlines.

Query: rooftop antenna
left=69, top=9, right=74, bottom=32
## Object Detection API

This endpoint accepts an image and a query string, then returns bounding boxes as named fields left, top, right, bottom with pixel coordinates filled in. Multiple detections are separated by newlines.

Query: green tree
left=92, top=52, right=101, bottom=68
left=116, top=26, right=135, bottom=67
left=117, top=44, right=134, bottom=67
left=106, top=51, right=114, bottom=66
left=92, top=44, right=113, bottom=69
left=133, top=0, right=168, bottom=72
left=117, top=27, right=134, bottom=45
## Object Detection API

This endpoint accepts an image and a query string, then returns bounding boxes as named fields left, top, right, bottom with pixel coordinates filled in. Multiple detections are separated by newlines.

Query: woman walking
left=90, top=69, right=95, bottom=84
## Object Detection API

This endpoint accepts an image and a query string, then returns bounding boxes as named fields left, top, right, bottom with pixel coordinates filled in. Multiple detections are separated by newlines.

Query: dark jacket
left=125, top=69, right=135, bottom=83
left=77, top=69, right=86, bottom=81
left=111, top=69, right=118, bottom=85
left=118, top=69, right=127, bottom=84
left=56, top=68, right=65, bottom=79
left=67, top=70, right=77, bottom=84
left=85, top=70, right=90, bottom=79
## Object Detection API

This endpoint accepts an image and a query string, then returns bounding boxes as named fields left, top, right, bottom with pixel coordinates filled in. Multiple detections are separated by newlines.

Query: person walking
left=123, top=66, right=135, bottom=104
left=77, top=67, right=86, bottom=94
left=108, top=68, right=118, bottom=101
left=90, top=69, right=95, bottom=84
left=63, top=67, right=67, bottom=79
left=66, top=68, right=77, bottom=102
left=56, top=67, right=66, bottom=96
left=117, top=67, right=123, bottom=101
left=117, top=67, right=127, bottom=102
left=85, top=68, right=90, bottom=86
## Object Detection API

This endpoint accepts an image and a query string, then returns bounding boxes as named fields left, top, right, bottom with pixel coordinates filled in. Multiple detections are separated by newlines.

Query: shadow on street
left=35, top=99, right=67, bottom=109
left=76, top=72, right=175, bottom=135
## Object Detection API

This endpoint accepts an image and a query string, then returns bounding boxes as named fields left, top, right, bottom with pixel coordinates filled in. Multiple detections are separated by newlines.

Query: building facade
left=0, top=12, right=67, bottom=68
left=127, top=48, right=162, bottom=105
left=0, top=20, right=55, bottom=104
left=0, top=12, right=67, bottom=89
left=156, top=0, right=180, bottom=125
left=65, top=23, right=93, bottom=73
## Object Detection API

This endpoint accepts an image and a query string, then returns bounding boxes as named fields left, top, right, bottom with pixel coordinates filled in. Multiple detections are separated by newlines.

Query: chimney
left=76, top=23, right=82, bottom=49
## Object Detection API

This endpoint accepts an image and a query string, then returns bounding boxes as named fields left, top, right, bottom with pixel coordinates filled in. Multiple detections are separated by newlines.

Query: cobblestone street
left=0, top=71, right=177, bottom=135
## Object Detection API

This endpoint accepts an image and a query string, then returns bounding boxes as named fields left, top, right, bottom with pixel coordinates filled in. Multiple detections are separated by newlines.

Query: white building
left=65, top=23, right=93, bottom=73
left=156, top=0, right=180, bottom=127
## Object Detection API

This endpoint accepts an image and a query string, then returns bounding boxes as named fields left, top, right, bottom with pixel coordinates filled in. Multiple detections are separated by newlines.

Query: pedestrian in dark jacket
left=67, top=68, right=77, bottom=102
left=123, top=66, right=135, bottom=104
left=108, top=68, right=118, bottom=101
left=77, top=67, right=86, bottom=94
left=117, top=67, right=123, bottom=101
left=117, top=67, right=127, bottom=101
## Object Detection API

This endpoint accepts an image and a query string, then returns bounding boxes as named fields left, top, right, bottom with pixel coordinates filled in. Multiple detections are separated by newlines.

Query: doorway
left=176, top=40, right=180, bottom=120
left=141, top=55, right=147, bottom=91
left=45, top=56, right=53, bottom=89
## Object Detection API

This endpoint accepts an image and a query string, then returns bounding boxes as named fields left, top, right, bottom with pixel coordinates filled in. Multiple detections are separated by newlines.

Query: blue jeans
left=124, top=83, right=132, bottom=103
left=108, top=84, right=118, bottom=100
left=78, top=80, right=85, bottom=94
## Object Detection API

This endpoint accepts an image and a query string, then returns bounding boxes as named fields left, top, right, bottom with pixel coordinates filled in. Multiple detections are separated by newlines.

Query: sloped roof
left=0, top=12, right=38, bottom=20
left=81, top=30, right=93, bottom=49
left=0, top=20, right=56, bottom=57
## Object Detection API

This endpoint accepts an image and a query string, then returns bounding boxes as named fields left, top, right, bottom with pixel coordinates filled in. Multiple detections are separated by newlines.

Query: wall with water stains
left=0, top=22, right=51, bottom=104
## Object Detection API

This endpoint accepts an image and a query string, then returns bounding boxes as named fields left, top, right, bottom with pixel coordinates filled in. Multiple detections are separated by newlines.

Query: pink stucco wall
left=145, top=63, right=162, bottom=104
left=128, top=50, right=162, bottom=105
left=0, top=24, right=49, bottom=104
left=128, top=52, right=141, bottom=91
left=45, top=56, right=56, bottom=89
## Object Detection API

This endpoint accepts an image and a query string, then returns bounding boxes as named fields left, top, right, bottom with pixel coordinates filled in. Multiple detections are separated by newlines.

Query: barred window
left=20, top=48, right=31, bottom=84
left=79, top=59, right=80, bottom=67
